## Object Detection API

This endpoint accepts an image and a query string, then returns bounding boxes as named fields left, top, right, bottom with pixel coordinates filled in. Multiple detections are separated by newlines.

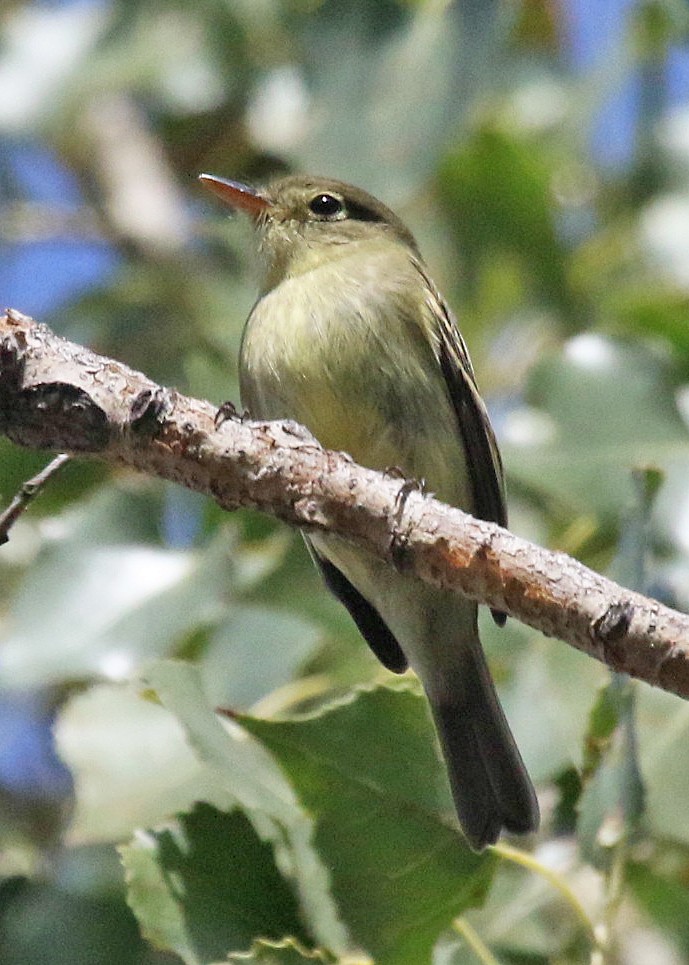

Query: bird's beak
left=198, top=173, right=270, bottom=219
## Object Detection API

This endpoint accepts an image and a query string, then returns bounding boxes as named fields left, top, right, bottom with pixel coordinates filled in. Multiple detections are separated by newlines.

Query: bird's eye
left=308, top=194, right=344, bottom=218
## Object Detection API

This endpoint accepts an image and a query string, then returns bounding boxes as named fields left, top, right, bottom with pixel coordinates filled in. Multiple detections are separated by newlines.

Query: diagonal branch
left=1, top=308, right=688, bottom=698
left=0, top=452, right=70, bottom=545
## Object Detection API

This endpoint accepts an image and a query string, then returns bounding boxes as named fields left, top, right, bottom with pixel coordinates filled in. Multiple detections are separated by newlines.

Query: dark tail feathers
left=429, top=645, right=539, bottom=851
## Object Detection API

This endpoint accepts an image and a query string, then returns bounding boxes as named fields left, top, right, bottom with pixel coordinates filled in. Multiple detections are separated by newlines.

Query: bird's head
left=199, top=173, right=418, bottom=290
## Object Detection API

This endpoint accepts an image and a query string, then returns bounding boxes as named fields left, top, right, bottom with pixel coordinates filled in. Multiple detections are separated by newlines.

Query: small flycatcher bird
left=199, top=172, right=539, bottom=850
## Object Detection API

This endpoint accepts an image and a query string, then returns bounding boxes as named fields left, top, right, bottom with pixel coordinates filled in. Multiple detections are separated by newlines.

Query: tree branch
left=1, top=308, right=688, bottom=698
left=0, top=452, right=70, bottom=545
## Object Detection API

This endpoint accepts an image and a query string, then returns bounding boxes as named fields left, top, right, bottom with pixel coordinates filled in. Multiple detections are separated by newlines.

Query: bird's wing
left=415, top=263, right=508, bottom=625
left=416, top=263, right=507, bottom=528
left=304, top=536, right=408, bottom=673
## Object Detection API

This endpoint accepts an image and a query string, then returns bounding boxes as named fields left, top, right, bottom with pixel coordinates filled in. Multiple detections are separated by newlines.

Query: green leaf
left=577, top=678, right=645, bottom=868
left=0, top=480, right=314, bottom=690
left=0, top=440, right=107, bottom=515
left=627, top=862, right=689, bottom=959
left=241, top=685, right=497, bottom=965
left=440, top=124, right=573, bottom=317
left=607, top=286, right=689, bottom=357
left=145, top=661, right=349, bottom=956
left=2, top=542, right=197, bottom=686
left=636, top=684, right=689, bottom=845
left=200, top=605, right=321, bottom=709
left=504, top=335, right=689, bottom=519
left=296, top=2, right=463, bottom=195
left=120, top=830, right=197, bottom=964
left=610, top=465, right=664, bottom=592
left=583, top=681, right=630, bottom=775
left=55, top=684, right=219, bottom=844
left=121, top=804, right=308, bottom=965
left=0, top=484, right=207, bottom=686
left=0, top=846, right=147, bottom=965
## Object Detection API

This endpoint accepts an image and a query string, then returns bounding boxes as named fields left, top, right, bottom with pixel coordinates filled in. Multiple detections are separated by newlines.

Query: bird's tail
left=425, top=637, right=539, bottom=851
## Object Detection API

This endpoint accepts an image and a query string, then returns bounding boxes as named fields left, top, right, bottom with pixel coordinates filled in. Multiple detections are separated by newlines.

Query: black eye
left=309, top=194, right=344, bottom=218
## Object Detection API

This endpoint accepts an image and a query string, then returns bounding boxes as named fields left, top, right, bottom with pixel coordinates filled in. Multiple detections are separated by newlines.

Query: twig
left=0, top=453, right=70, bottom=545
left=492, top=842, right=596, bottom=944
left=452, top=917, right=503, bottom=965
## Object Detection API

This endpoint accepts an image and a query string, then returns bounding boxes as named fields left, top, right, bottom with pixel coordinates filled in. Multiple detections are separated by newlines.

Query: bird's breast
left=239, top=251, right=470, bottom=505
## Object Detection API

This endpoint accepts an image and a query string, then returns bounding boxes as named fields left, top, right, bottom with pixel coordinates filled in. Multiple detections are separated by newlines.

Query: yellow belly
left=239, top=251, right=472, bottom=509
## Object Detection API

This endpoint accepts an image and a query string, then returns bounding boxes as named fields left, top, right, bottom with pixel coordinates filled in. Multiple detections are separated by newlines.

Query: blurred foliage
left=2, top=0, right=689, bottom=962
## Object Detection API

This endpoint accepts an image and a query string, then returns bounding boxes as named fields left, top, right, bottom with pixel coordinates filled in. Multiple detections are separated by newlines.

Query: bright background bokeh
left=3, top=1, right=689, bottom=963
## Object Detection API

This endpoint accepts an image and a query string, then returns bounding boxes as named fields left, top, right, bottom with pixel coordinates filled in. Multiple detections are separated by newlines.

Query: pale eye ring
left=309, top=193, right=344, bottom=218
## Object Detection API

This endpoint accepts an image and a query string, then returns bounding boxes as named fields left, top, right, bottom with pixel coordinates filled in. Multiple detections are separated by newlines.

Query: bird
left=199, top=171, right=539, bottom=850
